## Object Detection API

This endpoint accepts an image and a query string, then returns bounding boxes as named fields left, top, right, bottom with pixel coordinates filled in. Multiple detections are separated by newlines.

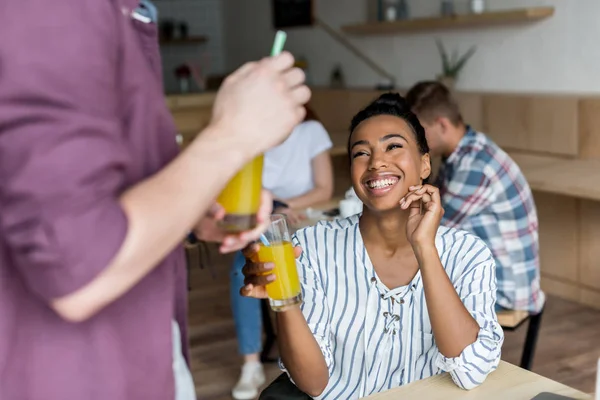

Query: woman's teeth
left=367, top=178, right=397, bottom=189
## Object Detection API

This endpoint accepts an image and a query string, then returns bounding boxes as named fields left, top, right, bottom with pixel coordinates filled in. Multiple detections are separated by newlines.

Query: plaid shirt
left=436, top=128, right=545, bottom=313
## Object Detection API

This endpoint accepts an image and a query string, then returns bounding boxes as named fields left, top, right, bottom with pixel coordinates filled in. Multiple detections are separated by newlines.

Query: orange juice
left=257, top=241, right=301, bottom=305
left=217, top=155, right=263, bottom=233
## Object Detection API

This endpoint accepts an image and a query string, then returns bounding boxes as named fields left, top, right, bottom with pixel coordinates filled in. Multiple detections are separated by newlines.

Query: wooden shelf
left=159, top=36, right=208, bottom=45
left=341, top=7, right=554, bottom=35
left=166, top=92, right=216, bottom=110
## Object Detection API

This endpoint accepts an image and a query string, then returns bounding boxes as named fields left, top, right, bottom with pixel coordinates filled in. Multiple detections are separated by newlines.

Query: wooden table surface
left=509, top=152, right=600, bottom=202
left=364, top=361, right=591, bottom=399
left=290, top=197, right=343, bottom=231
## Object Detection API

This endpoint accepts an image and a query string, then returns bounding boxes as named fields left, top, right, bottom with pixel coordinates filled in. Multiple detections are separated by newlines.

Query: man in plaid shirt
left=406, top=81, right=544, bottom=313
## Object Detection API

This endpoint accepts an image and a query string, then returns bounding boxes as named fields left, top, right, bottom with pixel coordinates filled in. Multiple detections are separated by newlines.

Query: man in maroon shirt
left=0, top=1, right=310, bottom=399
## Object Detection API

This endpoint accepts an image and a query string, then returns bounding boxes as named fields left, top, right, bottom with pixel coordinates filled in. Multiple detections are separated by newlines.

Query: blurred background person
left=406, top=81, right=544, bottom=314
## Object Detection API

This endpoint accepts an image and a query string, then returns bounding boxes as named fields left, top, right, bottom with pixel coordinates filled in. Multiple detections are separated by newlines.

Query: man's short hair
left=405, top=81, right=464, bottom=126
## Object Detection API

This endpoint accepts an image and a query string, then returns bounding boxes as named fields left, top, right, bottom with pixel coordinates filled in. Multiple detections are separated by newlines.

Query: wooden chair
left=497, top=307, right=544, bottom=371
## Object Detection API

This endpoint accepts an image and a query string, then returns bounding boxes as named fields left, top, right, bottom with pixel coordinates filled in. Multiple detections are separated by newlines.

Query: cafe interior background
left=156, top=0, right=600, bottom=398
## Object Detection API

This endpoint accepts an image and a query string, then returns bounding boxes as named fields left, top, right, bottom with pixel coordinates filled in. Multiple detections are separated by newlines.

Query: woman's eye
left=352, top=151, right=368, bottom=159
left=387, top=143, right=403, bottom=151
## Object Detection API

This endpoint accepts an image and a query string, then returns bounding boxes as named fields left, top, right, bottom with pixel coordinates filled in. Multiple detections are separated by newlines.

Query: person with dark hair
left=229, top=104, right=334, bottom=400
left=240, top=93, right=503, bottom=399
left=405, top=81, right=544, bottom=314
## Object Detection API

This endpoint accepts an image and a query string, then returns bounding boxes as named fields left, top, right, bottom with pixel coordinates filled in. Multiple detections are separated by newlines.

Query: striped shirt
left=281, top=215, right=504, bottom=399
left=436, top=127, right=545, bottom=312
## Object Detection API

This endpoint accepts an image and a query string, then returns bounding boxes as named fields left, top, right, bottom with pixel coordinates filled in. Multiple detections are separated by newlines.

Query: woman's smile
left=363, top=173, right=401, bottom=197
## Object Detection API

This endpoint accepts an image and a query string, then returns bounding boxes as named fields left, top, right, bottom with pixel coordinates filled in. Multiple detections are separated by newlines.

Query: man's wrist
left=190, top=123, right=253, bottom=172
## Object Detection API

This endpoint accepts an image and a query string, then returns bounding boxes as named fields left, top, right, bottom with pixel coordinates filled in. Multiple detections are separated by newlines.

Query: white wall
left=155, top=0, right=225, bottom=93
left=222, top=0, right=600, bottom=93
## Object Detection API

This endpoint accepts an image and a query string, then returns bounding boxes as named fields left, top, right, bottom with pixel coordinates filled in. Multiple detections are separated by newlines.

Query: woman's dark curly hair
left=348, top=92, right=430, bottom=156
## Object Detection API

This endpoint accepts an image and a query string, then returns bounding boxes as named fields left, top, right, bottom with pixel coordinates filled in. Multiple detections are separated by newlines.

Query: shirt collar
left=444, top=125, right=476, bottom=165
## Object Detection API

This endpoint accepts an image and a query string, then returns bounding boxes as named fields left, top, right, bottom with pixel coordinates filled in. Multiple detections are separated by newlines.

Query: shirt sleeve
left=0, top=1, right=129, bottom=301
left=279, top=228, right=335, bottom=378
left=435, top=235, right=504, bottom=390
left=305, top=121, right=333, bottom=159
left=440, top=162, right=496, bottom=228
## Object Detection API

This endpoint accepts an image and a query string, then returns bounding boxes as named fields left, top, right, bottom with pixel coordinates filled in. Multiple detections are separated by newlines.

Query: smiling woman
left=348, top=93, right=431, bottom=213
left=240, top=92, right=504, bottom=400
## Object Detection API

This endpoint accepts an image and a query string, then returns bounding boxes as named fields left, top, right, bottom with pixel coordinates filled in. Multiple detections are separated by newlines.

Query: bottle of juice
left=215, top=31, right=287, bottom=233
left=217, top=155, right=264, bottom=233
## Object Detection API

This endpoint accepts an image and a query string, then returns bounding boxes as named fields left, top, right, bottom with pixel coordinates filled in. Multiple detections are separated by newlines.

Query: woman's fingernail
left=267, top=274, right=276, bottom=282
left=264, top=263, right=275, bottom=270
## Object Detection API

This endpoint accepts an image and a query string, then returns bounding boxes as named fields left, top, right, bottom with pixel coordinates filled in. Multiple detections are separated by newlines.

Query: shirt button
left=383, top=312, right=389, bottom=317
left=380, top=294, right=385, bottom=299
left=400, top=299, right=405, bottom=304
left=371, top=277, right=377, bottom=284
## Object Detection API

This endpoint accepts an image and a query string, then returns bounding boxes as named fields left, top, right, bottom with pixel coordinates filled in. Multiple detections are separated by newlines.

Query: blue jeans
left=230, top=251, right=263, bottom=355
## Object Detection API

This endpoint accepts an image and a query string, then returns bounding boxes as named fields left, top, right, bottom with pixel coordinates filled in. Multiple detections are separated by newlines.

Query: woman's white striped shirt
left=281, top=215, right=504, bottom=399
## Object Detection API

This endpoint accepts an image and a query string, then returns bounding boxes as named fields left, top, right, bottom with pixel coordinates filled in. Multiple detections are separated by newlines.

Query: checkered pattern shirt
left=435, top=128, right=545, bottom=313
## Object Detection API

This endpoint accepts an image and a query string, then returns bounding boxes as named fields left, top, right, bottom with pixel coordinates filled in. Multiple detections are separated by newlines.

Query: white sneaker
left=232, top=362, right=266, bottom=400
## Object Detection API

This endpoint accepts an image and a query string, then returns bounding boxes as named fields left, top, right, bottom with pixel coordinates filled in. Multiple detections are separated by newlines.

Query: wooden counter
left=364, top=361, right=591, bottom=400
left=166, top=88, right=600, bottom=311
left=510, top=153, right=600, bottom=202
left=306, top=88, right=600, bottom=311
left=166, top=92, right=215, bottom=148
left=165, top=92, right=217, bottom=110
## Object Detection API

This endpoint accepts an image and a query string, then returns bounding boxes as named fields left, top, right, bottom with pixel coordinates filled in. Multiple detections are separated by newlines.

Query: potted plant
left=435, top=39, right=476, bottom=89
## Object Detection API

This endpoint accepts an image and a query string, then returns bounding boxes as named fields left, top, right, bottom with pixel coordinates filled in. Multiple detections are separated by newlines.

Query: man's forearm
left=414, top=244, right=479, bottom=358
left=51, top=125, right=249, bottom=322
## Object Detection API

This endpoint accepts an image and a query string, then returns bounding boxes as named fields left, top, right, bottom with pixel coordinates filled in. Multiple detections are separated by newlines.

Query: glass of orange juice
left=256, top=214, right=302, bottom=311
left=216, top=155, right=264, bottom=233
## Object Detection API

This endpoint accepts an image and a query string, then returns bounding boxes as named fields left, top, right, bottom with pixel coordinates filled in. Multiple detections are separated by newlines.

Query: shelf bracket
left=315, top=17, right=396, bottom=87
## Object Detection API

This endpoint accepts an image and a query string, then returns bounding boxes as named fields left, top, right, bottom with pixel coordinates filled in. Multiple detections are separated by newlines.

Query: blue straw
left=259, top=234, right=270, bottom=246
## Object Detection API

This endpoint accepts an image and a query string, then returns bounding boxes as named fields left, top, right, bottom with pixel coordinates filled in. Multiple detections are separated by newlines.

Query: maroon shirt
left=0, top=1, right=189, bottom=399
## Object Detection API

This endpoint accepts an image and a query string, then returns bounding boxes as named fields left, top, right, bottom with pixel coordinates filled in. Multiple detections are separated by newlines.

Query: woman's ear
left=420, top=153, right=431, bottom=181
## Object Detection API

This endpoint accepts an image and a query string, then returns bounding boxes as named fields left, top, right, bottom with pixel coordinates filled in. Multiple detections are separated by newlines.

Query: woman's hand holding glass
left=240, top=243, right=303, bottom=299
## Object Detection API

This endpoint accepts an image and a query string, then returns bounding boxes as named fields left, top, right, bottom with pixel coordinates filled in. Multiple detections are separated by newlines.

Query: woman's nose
left=368, top=152, right=388, bottom=170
